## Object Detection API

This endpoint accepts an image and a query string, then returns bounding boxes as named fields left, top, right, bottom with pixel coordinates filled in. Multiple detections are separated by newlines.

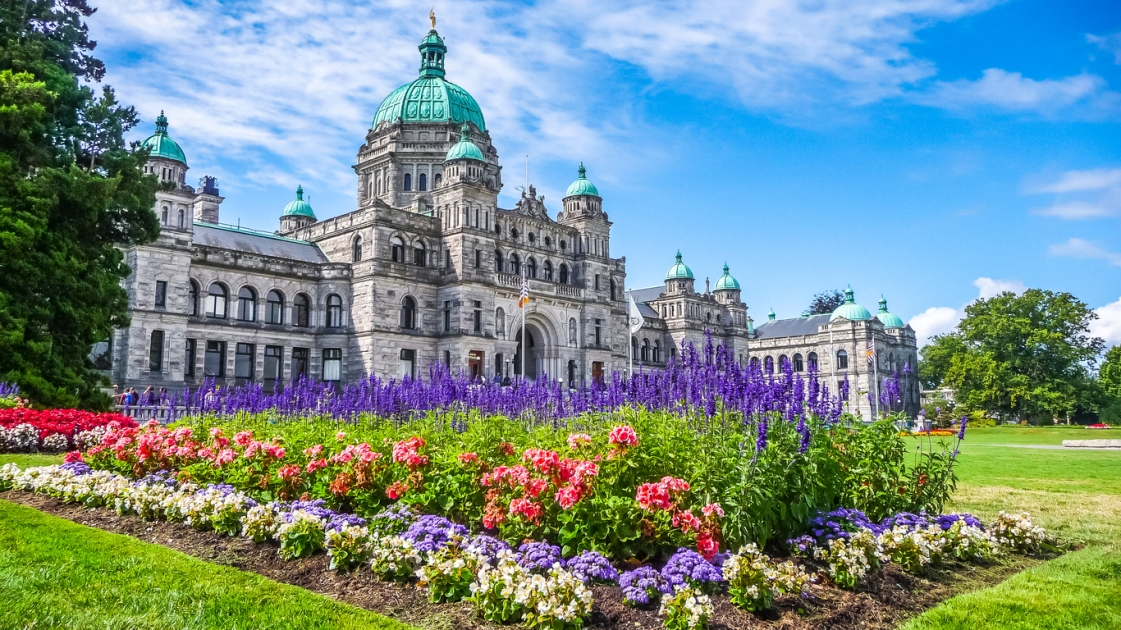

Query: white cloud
left=919, top=68, right=1114, bottom=114
left=909, top=276, right=1026, bottom=345
left=1025, top=167, right=1121, bottom=220
left=1088, top=32, right=1121, bottom=65
left=1048, top=238, right=1121, bottom=266
left=973, top=276, right=1026, bottom=299
left=909, top=306, right=960, bottom=344
left=1091, top=297, right=1121, bottom=346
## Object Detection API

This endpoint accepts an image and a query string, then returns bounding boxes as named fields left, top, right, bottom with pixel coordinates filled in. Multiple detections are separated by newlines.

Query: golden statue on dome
left=429, top=9, right=436, bottom=29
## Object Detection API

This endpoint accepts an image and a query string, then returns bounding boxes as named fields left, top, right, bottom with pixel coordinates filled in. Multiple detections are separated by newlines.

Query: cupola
left=141, top=111, right=187, bottom=164
left=562, top=163, right=602, bottom=217
left=664, top=250, right=695, bottom=295
left=280, top=185, right=317, bottom=233
left=876, top=296, right=905, bottom=329
left=830, top=285, right=873, bottom=322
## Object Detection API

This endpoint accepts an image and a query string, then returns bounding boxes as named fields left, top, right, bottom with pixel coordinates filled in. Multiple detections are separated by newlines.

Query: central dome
left=371, top=28, right=487, bottom=131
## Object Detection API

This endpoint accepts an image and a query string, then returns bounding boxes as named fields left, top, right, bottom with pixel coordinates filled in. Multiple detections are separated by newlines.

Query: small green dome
left=370, top=28, right=486, bottom=131
left=445, top=124, right=484, bottom=161
left=283, top=185, right=316, bottom=218
left=713, top=263, right=740, bottom=291
left=564, top=162, right=600, bottom=197
left=876, top=296, right=905, bottom=329
left=141, top=111, right=186, bottom=164
left=665, top=250, right=694, bottom=280
left=830, top=285, right=873, bottom=321
left=768, top=308, right=776, bottom=321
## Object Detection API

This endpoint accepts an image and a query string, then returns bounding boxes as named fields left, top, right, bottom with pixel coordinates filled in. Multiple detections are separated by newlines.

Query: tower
left=279, top=186, right=317, bottom=233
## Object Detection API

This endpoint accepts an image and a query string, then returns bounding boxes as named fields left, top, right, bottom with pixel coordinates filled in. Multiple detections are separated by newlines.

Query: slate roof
left=193, top=223, right=328, bottom=264
left=754, top=314, right=830, bottom=339
left=627, top=287, right=665, bottom=319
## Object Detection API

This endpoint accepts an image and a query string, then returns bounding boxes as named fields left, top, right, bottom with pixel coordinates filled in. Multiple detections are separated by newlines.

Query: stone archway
left=513, top=313, right=559, bottom=381
left=513, top=323, right=541, bottom=380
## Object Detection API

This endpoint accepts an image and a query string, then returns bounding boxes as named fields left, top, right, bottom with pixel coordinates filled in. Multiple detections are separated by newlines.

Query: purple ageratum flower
left=60, top=461, right=91, bottom=476
left=959, top=414, right=968, bottom=440
left=465, top=534, right=511, bottom=565
left=805, top=507, right=885, bottom=541
left=368, top=504, right=417, bottom=537
left=326, top=513, right=367, bottom=532
left=661, top=548, right=723, bottom=591
left=880, top=511, right=931, bottom=532
left=517, top=541, right=563, bottom=573
left=565, top=550, right=619, bottom=584
left=133, top=470, right=177, bottom=488
left=403, top=514, right=470, bottom=553
left=787, top=535, right=816, bottom=555
left=935, top=513, right=983, bottom=531
left=619, top=566, right=672, bottom=606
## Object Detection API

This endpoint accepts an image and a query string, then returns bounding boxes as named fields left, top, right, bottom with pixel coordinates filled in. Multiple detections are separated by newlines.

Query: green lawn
left=0, top=497, right=410, bottom=630
left=0, top=452, right=62, bottom=467
left=902, top=427, right=1121, bottom=630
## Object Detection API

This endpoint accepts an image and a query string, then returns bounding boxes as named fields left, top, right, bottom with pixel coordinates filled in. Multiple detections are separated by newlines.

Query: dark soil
left=1, top=491, right=1045, bottom=630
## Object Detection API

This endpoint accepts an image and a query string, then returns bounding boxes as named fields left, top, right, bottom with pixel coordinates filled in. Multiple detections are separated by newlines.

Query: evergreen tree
left=803, top=289, right=845, bottom=316
left=1101, top=345, right=1121, bottom=401
left=0, top=0, right=159, bottom=408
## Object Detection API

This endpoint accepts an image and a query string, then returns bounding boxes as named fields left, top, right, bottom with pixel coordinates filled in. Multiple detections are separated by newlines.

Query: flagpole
left=871, top=335, right=880, bottom=420
left=521, top=281, right=527, bottom=383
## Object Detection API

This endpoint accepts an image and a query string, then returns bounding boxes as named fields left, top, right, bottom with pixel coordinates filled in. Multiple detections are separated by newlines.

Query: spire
left=844, top=284, right=855, bottom=303
left=295, top=185, right=304, bottom=200
left=577, top=162, right=587, bottom=179
left=878, top=294, right=888, bottom=312
left=418, top=18, right=447, bottom=78
left=675, top=250, right=683, bottom=263
left=155, top=110, right=168, bottom=135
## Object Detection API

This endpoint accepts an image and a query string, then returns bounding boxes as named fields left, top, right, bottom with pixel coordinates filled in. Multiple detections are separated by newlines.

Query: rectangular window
left=185, top=339, right=196, bottom=376
left=473, top=300, right=482, bottom=333
left=399, top=349, right=416, bottom=380
left=292, top=348, right=309, bottom=381
left=444, top=249, right=451, bottom=268
left=594, top=319, right=602, bottom=346
left=444, top=350, right=451, bottom=366
left=474, top=249, right=481, bottom=268
left=443, top=301, right=451, bottom=332
left=322, top=348, right=342, bottom=381
left=594, top=274, right=601, bottom=290
left=204, top=341, right=226, bottom=377
left=155, top=281, right=167, bottom=309
left=235, top=343, right=255, bottom=379
left=264, top=345, right=282, bottom=382
left=149, top=330, right=164, bottom=372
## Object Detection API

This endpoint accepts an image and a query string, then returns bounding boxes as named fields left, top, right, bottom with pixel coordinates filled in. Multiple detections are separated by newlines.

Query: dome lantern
left=876, top=295, right=905, bottom=329
left=713, top=263, right=740, bottom=291
left=564, top=162, right=600, bottom=198
left=283, top=185, right=316, bottom=219
left=830, top=285, right=873, bottom=322
left=665, top=250, right=694, bottom=280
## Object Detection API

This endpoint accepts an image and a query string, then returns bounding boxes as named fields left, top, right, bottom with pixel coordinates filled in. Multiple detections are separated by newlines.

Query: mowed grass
left=0, top=452, right=63, bottom=467
left=902, top=427, right=1121, bottom=630
left=0, top=498, right=411, bottom=630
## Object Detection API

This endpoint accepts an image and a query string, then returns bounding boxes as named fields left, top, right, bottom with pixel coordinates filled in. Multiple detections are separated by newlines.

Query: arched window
left=496, top=307, right=506, bottom=339
left=569, top=318, right=577, bottom=346
left=494, top=250, right=503, bottom=273
left=706, top=312, right=712, bottom=323
left=391, top=236, right=405, bottom=262
left=236, top=287, right=257, bottom=321
left=653, top=340, right=661, bottom=363
left=509, top=253, right=520, bottom=275
left=418, top=173, right=427, bottom=191
left=188, top=280, right=200, bottom=316
left=543, top=260, right=553, bottom=281
left=793, top=353, right=804, bottom=372
left=294, top=293, right=310, bottom=327
left=511, top=227, right=519, bottom=240
left=631, top=336, right=639, bottom=360
left=526, top=257, right=537, bottom=278
left=495, top=223, right=502, bottom=235
left=609, top=278, right=616, bottom=301
left=888, top=352, right=895, bottom=372
left=265, top=290, right=284, bottom=324
left=559, top=239, right=567, bottom=251
left=400, top=296, right=417, bottom=329
left=808, top=352, right=819, bottom=370
left=837, top=349, right=848, bottom=370
left=764, top=356, right=775, bottom=374
left=352, top=235, right=363, bottom=262
left=559, top=263, right=569, bottom=284
left=528, top=232, right=536, bottom=243
left=716, top=314, right=722, bottom=324
left=778, top=354, right=789, bottom=371
left=161, top=206, right=168, bottom=225
left=641, top=339, right=650, bottom=362
left=433, top=173, right=442, bottom=188
left=750, top=356, right=761, bottom=370
left=326, top=294, right=343, bottom=328
left=403, top=173, right=412, bottom=191
left=178, top=209, right=185, bottom=229
left=206, top=283, right=228, bottom=319
left=413, top=241, right=426, bottom=266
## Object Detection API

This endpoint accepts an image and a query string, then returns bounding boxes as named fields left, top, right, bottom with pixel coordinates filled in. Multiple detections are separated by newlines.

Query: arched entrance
left=513, top=323, right=541, bottom=380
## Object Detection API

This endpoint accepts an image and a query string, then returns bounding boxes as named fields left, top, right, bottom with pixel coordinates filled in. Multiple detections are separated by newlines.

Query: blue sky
left=89, top=0, right=1121, bottom=346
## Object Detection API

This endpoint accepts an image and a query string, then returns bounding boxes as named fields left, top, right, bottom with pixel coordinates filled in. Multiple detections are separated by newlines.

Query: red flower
left=458, top=451, right=479, bottom=464
left=63, top=450, right=84, bottom=464
left=509, top=498, right=543, bottom=523
left=277, top=464, right=301, bottom=480
left=386, top=481, right=408, bottom=500
left=696, top=531, right=719, bottom=561
left=498, top=442, right=516, bottom=456
left=522, top=448, right=561, bottom=474
left=607, top=425, right=638, bottom=447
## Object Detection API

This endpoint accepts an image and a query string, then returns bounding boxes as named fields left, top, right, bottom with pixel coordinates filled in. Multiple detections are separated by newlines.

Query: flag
left=519, top=280, right=530, bottom=308
left=866, top=339, right=876, bottom=363
left=627, top=291, right=645, bottom=334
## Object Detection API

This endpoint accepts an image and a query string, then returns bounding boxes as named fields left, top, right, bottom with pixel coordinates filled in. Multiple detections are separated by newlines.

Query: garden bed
left=0, top=490, right=1045, bottom=630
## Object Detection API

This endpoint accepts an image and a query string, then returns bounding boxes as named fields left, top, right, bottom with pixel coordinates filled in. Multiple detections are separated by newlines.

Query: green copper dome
left=830, top=285, right=873, bottom=321
left=141, top=111, right=186, bottom=164
left=371, top=28, right=486, bottom=131
left=713, top=263, right=740, bottom=291
left=768, top=308, right=776, bottom=321
left=665, top=250, right=694, bottom=280
left=283, top=185, right=316, bottom=219
left=445, top=124, right=484, bottom=161
left=564, top=163, right=600, bottom=197
left=876, top=296, right=905, bottom=329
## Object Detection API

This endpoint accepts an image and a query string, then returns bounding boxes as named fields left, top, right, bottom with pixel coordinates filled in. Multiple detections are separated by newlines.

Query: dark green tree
left=803, top=289, right=845, bottom=316
left=920, top=290, right=1103, bottom=422
left=0, top=0, right=159, bottom=409
left=1100, top=345, right=1121, bottom=401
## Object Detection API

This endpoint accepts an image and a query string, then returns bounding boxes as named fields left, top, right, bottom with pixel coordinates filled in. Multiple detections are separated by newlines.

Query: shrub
left=659, top=586, right=713, bottom=630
